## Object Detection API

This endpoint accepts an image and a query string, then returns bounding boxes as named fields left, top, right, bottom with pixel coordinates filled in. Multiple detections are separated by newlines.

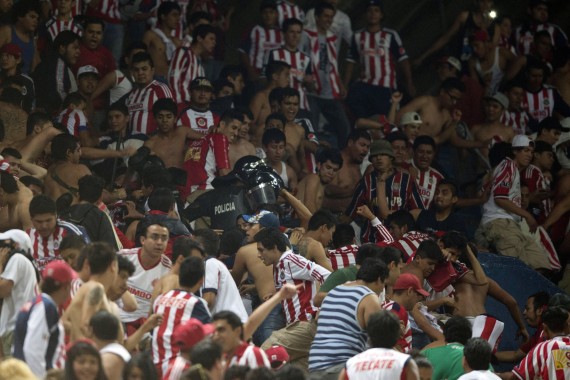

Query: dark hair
left=377, top=246, right=403, bottom=267
left=266, top=60, right=291, bottom=81
left=387, top=210, right=416, bottom=230
left=173, top=237, right=205, bottom=263
left=276, top=365, right=306, bottom=380
left=463, top=338, right=492, bottom=371
left=265, top=112, right=287, bottom=128
left=220, top=228, right=245, bottom=256
left=354, top=243, right=382, bottom=265
left=526, top=56, right=549, bottom=78
left=367, top=310, right=401, bottom=348
left=84, top=242, right=117, bottom=275
left=192, top=23, right=216, bottom=41
left=188, top=341, right=223, bottom=376
left=108, top=101, right=129, bottom=115
left=245, top=368, right=274, bottom=380
left=142, top=166, right=172, bottom=189
left=223, top=365, right=250, bottom=380
left=529, top=291, right=550, bottom=311
left=78, top=175, right=105, bottom=203
left=347, top=129, right=372, bottom=144
left=152, top=98, right=177, bottom=117
left=83, top=17, right=105, bottom=31
left=0, top=171, right=18, bottom=194
left=59, top=234, right=87, bottom=252
left=315, top=1, right=335, bottom=17
left=332, top=224, right=355, bottom=248
left=440, top=231, right=468, bottom=251
left=413, top=135, right=436, bottom=151
left=54, top=30, right=81, bottom=52
left=131, top=52, right=154, bottom=68
left=117, top=255, right=135, bottom=276
left=443, top=316, right=472, bottom=344
left=214, top=78, right=234, bottom=94
left=192, top=229, right=220, bottom=257
left=19, top=175, right=45, bottom=192
left=356, top=258, right=389, bottom=283
left=489, top=142, right=511, bottom=167
left=415, top=240, right=444, bottom=262
left=148, top=187, right=175, bottom=213
left=29, top=194, right=57, bottom=217
left=542, top=306, right=569, bottom=333
left=157, top=1, right=181, bottom=20
left=26, top=111, right=52, bottom=135
left=254, top=227, right=289, bottom=252
left=12, top=0, right=40, bottom=23
left=262, top=128, right=286, bottom=146
left=219, top=108, right=245, bottom=126
left=1, top=147, right=22, bottom=159
left=549, top=293, right=570, bottom=312
left=213, top=310, right=243, bottom=330
left=187, top=10, right=212, bottom=26
left=440, top=77, right=465, bottom=93
left=219, top=65, right=244, bottom=81
left=316, top=147, right=343, bottom=167
left=279, top=87, right=300, bottom=102
left=307, top=209, right=337, bottom=232
left=179, top=256, right=205, bottom=288
left=65, top=341, right=106, bottom=380
left=436, top=179, right=458, bottom=197
left=41, top=277, right=66, bottom=294
left=141, top=222, right=169, bottom=238
left=123, top=351, right=158, bottom=380
left=90, top=310, right=120, bottom=341
left=282, top=17, right=303, bottom=33
left=386, top=131, right=408, bottom=144
left=51, top=133, right=79, bottom=161
left=502, top=79, right=525, bottom=93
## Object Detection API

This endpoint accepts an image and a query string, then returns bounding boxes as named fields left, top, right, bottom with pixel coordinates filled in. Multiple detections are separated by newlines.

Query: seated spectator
left=416, top=179, right=467, bottom=236
left=458, top=338, right=500, bottom=380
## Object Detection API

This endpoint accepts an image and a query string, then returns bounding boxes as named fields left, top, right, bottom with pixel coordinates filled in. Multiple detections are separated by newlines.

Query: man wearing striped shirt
left=256, top=227, right=330, bottom=370
left=308, top=258, right=388, bottom=379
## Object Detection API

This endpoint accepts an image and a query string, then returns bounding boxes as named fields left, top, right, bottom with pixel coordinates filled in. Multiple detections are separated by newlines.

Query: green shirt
left=422, top=343, right=465, bottom=380
left=319, top=265, right=358, bottom=292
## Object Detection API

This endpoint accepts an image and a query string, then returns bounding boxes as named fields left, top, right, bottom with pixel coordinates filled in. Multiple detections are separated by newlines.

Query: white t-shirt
left=100, top=342, right=132, bottom=363
left=118, top=248, right=172, bottom=322
left=457, top=370, right=501, bottom=380
left=0, top=253, right=38, bottom=335
left=201, top=258, right=248, bottom=322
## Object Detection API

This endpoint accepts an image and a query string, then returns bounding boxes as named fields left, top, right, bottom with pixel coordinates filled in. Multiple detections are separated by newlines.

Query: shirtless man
left=472, top=93, right=514, bottom=158
left=261, top=128, right=297, bottom=191
left=44, top=133, right=91, bottom=202
left=297, top=147, right=342, bottom=214
left=279, top=87, right=308, bottom=177
left=441, top=233, right=529, bottom=347
left=296, top=209, right=336, bottom=271
left=144, top=98, right=203, bottom=169
left=0, top=168, right=33, bottom=230
left=322, top=129, right=371, bottom=215
left=229, top=109, right=256, bottom=168
left=62, top=242, right=121, bottom=343
left=250, top=60, right=291, bottom=145
left=401, top=239, right=444, bottom=285
left=143, top=1, right=182, bottom=78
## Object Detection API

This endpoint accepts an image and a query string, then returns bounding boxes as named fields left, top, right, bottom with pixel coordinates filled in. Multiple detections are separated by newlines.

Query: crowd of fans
left=0, top=0, right=570, bottom=379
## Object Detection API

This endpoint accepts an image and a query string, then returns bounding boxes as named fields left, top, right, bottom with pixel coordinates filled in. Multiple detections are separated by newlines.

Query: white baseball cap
left=512, top=135, right=535, bottom=148
left=400, top=112, right=422, bottom=126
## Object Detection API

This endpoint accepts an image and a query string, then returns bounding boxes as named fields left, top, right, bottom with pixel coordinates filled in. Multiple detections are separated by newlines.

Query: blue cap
left=243, top=210, right=280, bottom=228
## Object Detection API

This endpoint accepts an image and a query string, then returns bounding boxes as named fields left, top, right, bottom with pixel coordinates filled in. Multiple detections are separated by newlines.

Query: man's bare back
left=144, top=130, right=187, bottom=169
left=229, top=138, right=256, bottom=168
left=0, top=181, right=33, bottom=231
left=284, top=122, right=306, bottom=176
left=453, top=271, right=489, bottom=317
left=473, top=121, right=514, bottom=157
left=45, top=162, right=91, bottom=201
left=398, top=96, right=451, bottom=137
left=296, top=236, right=332, bottom=271
left=296, top=174, right=324, bottom=213
left=232, top=243, right=276, bottom=301
left=250, top=88, right=272, bottom=145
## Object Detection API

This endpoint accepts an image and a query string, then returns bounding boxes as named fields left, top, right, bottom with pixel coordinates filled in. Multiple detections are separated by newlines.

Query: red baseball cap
left=172, top=319, right=215, bottom=351
left=42, top=260, right=77, bottom=284
left=392, top=273, right=430, bottom=297
left=265, top=345, right=289, bottom=368
left=0, top=43, right=22, bottom=58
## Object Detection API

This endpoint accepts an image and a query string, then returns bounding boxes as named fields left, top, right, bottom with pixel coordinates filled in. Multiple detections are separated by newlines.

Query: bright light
left=489, top=10, right=497, bottom=19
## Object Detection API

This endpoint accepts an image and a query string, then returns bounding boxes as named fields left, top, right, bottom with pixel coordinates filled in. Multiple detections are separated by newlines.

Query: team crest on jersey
left=543, top=99, right=550, bottom=106
left=197, top=117, right=207, bottom=128
left=280, top=271, right=285, bottom=280
left=392, top=183, right=400, bottom=191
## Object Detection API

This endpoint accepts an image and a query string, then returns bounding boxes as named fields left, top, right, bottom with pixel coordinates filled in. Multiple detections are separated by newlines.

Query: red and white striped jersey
left=276, top=0, right=305, bottom=26
left=302, top=29, right=341, bottom=99
left=152, top=0, right=189, bottom=40
left=177, top=107, right=219, bottom=134
left=227, top=342, right=271, bottom=369
left=49, top=0, right=83, bottom=17
left=118, top=248, right=172, bottom=322
left=267, top=47, right=312, bottom=109
left=57, top=108, right=88, bottom=137
left=273, top=250, right=330, bottom=324
left=512, top=336, right=570, bottom=380
left=347, top=28, right=408, bottom=89
left=45, top=17, right=83, bottom=42
left=151, top=289, right=211, bottom=374
left=544, top=343, right=570, bottom=380
left=500, top=110, right=530, bottom=135
left=328, top=244, right=358, bottom=271
left=482, top=158, right=522, bottom=224
left=27, top=221, right=89, bottom=271
left=390, top=231, right=431, bottom=263
left=85, top=0, right=120, bottom=23
left=183, top=132, right=230, bottom=195
left=162, top=356, right=190, bottom=380
left=523, top=87, right=555, bottom=122
left=168, top=47, right=205, bottom=106
left=522, top=164, right=552, bottom=217
left=382, top=300, right=412, bottom=352
left=471, top=315, right=505, bottom=353
left=515, top=22, right=569, bottom=56
left=344, top=348, right=410, bottom=380
left=404, top=161, right=444, bottom=209
left=126, top=80, right=173, bottom=135
left=239, top=26, right=282, bottom=73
